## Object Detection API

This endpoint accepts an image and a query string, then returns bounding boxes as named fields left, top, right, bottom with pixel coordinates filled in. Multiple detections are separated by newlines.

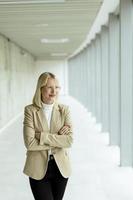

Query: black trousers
left=29, top=157, right=68, bottom=200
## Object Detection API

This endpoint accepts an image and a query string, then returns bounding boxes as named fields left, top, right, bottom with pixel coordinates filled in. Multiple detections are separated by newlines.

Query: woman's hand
left=58, top=125, right=70, bottom=135
left=35, top=132, right=41, bottom=140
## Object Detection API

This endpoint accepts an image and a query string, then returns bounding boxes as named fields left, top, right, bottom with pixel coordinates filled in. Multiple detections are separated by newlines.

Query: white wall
left=35, top=60, right=68, bottom=96
left=0, top=34, right=36, bottom=129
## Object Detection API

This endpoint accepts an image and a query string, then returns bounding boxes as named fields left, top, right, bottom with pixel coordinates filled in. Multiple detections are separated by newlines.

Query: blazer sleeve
left=39, top=106, right=73, bottom=148
left=23, top=106, right=52, bottom=151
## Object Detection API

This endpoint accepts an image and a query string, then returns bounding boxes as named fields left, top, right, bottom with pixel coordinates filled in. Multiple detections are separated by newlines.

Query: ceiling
left=0, top=0, right=103, bottom=60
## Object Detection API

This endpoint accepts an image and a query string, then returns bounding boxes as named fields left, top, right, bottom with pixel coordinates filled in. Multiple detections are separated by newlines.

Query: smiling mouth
left=49, top=95, right=55, bottom=97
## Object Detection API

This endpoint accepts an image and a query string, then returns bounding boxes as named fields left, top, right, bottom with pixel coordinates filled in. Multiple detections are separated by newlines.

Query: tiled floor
left=1, top=96, right=133, bottom=200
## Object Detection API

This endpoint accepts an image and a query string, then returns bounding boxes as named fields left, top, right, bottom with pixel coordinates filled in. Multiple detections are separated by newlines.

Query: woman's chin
left=48, top=98, right=55, bottom=103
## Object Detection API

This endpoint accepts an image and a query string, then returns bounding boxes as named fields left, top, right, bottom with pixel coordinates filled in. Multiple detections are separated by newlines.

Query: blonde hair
left=33, top=72, right=56, bottom=108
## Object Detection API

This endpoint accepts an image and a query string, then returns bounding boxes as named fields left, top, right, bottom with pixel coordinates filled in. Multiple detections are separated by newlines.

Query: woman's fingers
left=58, top=126, right=70, bottom=135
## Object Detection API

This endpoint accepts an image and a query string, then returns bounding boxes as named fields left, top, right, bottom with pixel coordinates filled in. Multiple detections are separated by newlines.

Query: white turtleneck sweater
left=42, top=102, right=54, bottom=159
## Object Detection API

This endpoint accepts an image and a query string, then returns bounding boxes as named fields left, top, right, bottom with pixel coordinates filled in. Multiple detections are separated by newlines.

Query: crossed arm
left=23, top=106, right=73, bottom=151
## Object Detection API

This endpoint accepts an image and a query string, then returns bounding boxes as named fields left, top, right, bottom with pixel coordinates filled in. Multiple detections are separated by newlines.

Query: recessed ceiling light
left=41, top=38, right=69, bottom=44
left=0, top=0, right=65, bottom=4
left=51, top=53, right=67, bottom=56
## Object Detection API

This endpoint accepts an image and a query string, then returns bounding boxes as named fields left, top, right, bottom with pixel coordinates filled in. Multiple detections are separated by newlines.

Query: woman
left=23, top=72, right=73, bottom=200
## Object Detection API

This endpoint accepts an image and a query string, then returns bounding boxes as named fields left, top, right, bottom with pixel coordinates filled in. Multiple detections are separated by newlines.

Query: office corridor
left=1, top=96, right=133, bottom=200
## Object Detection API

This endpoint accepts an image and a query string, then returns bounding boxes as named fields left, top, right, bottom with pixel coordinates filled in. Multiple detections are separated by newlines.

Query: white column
left=95, top=34, right=102, bottom=123
left=108, top=14, right=120, bottom=146
left=85, top=47, right=89, bottom=111
left=89, top=44, right=93, bottom=113
left=91, top=40, right=96, bottom=116
left=76, top=56, right=80, bottom=100
left=86, top=46, right=92, bottom=112
left=120, top=0, right=133, bottom=166
left=82, top=49, right=88, bottom=107
left=79, top=52, right=84, bottom=104
left=101, top=26, right=109, bottom=132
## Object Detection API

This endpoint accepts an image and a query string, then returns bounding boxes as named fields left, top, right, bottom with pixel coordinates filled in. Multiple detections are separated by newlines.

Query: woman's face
left=41, top=77, right=61, bottom=104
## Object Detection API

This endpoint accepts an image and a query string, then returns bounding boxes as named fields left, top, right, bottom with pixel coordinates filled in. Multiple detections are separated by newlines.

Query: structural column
left=79, top=52, right=84, bottom=104
left=82, top=49, right=88, bottom=107
left=120, top=0, right=133, bottom=166
left=91, top=40, right=96, bottom=116
left=86, top=46, right=92, bottom=112
left=108, top=14, right=120, bottom=146
left=89, top=44, right=93, bottom=113
left=95, top=34, right=102, bottom=123
left=101, top=26, right=109, bottom=132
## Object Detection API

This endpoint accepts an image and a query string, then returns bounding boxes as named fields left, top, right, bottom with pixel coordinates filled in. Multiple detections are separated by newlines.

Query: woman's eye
left=46, top=86, right=60, bottom=90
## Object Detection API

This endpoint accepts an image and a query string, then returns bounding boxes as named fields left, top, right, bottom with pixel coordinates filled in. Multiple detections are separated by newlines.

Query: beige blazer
left=23, top=102, right=73, bottom=180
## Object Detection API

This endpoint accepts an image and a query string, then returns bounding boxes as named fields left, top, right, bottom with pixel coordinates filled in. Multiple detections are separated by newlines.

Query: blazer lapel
left=50, top=102, right=60, bottom=133
left=36, top=108, right=49, bottom=131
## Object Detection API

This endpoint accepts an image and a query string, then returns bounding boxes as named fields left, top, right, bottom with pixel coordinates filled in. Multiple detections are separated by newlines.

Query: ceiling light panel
left=51, top=53, right=67, bottom=56
left=0, top=0, right=65, bottom=4
left=41, top=38, right=69, bottom=43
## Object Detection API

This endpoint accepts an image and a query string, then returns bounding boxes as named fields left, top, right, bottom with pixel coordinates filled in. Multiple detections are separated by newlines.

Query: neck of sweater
left=41, top=102, right=54, bottom=110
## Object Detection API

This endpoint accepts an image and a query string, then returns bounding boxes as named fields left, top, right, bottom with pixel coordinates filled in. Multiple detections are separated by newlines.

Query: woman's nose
left=51, top=88, right=56, bottom=93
